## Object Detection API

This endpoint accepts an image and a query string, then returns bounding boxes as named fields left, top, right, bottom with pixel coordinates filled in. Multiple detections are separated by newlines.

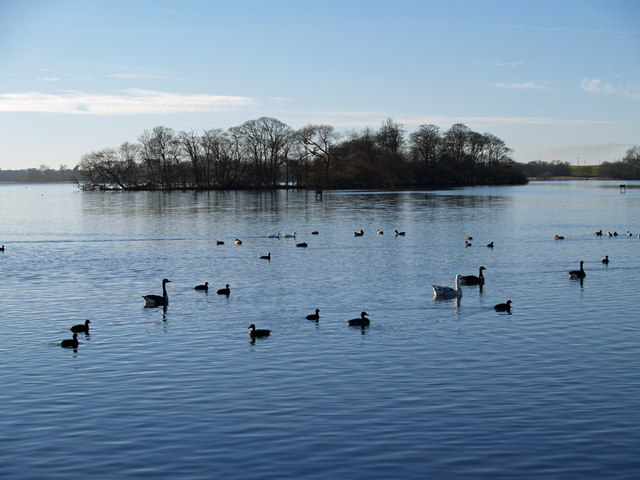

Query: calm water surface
left=1, top=181, right=639, bottom=479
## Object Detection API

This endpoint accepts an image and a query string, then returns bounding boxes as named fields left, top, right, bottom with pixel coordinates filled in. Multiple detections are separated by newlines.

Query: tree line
left=514, top=146, right=640, bottom=180
left=77, top=118, right=527, bottom=190
left=0, top=165, right=80, bottom=183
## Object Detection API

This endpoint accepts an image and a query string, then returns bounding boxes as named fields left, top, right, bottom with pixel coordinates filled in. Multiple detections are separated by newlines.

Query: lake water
left=1, top=181, right=639, bottom=479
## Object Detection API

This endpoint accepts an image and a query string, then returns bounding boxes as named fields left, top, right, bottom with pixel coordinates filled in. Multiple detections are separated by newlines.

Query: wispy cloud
left=0, top=89, right=255, bottom=114
left=491, top=60, right=524, bottom=68
left=492, top=81, right=549, bottom=90
left=109, top=73, right=180, bottom=80
left=38, top=77, right=60, bottom=82
left=580, top=78, right=640, bottom=100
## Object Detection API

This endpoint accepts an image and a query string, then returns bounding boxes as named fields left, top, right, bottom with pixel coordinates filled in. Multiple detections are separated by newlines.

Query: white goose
left=432, top=275, right=463, bottom=298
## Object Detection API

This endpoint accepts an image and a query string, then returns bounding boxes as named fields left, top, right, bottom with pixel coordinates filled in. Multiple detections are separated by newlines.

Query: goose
left=377, top=229, right=384, bottom=235
left=234, top=239, right=242, bottom=245
left=70, top=319, right=91, bottom=334
left=260, top=252, right=271, bottom=261
left=306, top=309, right=320, bottom=321
left=348, top=311, right=370, bottom=326
left=569, top=261, right=586, bottom=279
left=494, top=300, right=512, bottom=312
left=555, top=235, right=564, bottom=240
left=61, top=333, right=79, bottom=348
left=595, top=230, right=603, bottom=236
left=311, top=230, right=319, bottom=235
left=460, top=266, right=486, bottom=285
left=432, top=275, right=463, bottom=298
left=602, top=255, right=609, bottom=264
left=217, top=284, right=230, bottom=296
left=216, top=240, right=224, bottom=245
left=195, top=282, right=209, bottom=291
left=142, top=278, right=171, bottom=307
left=395, top=230, right=405, bottom=236
left=354, top=229, right=364, bottom=237
left=487, top=241, right=494, bottom=248
left=248, top=324, right=271, bottom=338
left=283, top=232, right=297, bottom=238
left=296, top=242, right=308, bottom=248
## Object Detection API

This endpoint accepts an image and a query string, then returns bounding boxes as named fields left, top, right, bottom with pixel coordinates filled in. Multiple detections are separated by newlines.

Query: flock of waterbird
left=0, top=223, right=629, bottom=350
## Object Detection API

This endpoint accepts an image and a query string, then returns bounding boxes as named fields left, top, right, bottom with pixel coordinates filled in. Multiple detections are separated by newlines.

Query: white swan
left=432, top=275, right=462, bottom=298
left=283, top=232, right=297, bottom=238
left=266, top=233, right=281, bottom=238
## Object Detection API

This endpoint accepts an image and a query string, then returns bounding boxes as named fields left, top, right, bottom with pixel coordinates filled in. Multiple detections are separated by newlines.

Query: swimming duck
left=377, top=229, right=384, bottom=235
left=296, top=242, right=308, bottom=248
left=487, top=241, right=494, bottom=248
left=602, top=255, right=609, bottom=264
left=395, top=230, right=405, bottom=236
left=627, top=231, right=632, bottom=237
left=466, top=235, right=473, bottom=240
left=595, top=230, right=603, bottom=236
left=195, top=282, right=209, bottom=291
left=0, top=245, right=4, bottom=251
left=70, top=319, right=91, bottom=334
left=248, top=324, right=271, bottom=338
left=465, top=240, right=472, bottom=247
left=235, top=239, right=242, bottom=245
left=306, top=309, right=320, bottom=321
left=142, top=278, right=171, bottom=307
left=354, top=229, right=364, bottom=237
left=61, top=332, right=79, bottom=348
left=494, top=300, right=512, bottom=312
left=432, top=275, right=463, bottom=298
left=217, top=284, right=230, bottom=296
left=460, top=266, right=486, bottom=285
left=216, top=240, right=224, bottom=245
left=348, top=311, right=370, bottom=326
left=555, top=235, right=564, bottom=240
left=607, top=232, right=613, bottom=237
left=260, top=252, right=271, bottom=260
left=311, top=230, right=319, bottom=235
left=569, top=261, right=586, bottom=279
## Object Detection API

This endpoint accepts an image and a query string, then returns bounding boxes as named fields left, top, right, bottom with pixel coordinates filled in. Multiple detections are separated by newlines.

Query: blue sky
left=0, top=0, right=638, bottom=170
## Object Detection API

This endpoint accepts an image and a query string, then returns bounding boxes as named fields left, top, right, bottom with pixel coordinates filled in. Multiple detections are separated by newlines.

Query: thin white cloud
left=491, top=60, right=524, bottom=68
left=580, top=78, right=640, bottom=100
left=109, top=73, right=178, bottom=80
left=38, top=77, right=60, bottom=82
left=0, top=89, right=256, bottom=114
left=492, top=81, right=549, bottom=90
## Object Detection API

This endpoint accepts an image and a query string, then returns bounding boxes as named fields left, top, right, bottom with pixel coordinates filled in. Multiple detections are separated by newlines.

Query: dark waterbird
left=311, top=230, right=319, bottom=235
left=569, top=261, right=586, bottom=279
left=216, top=240, right=224, bottom=245
left=487, top=241, right=494, bottom=248
left=70, top=319, right=91, bottom=334
left=296, top=242, right=308, bottom=248
left=195, top=282, right=209, bottom=291
left=0, top=245, right=4, bottom=251
left=217, top=284, right=230, bottom=296
left=348, top=311, right=370, bottom=326
left=306, top=309, right=320, bottom=321
left=61, top=332, right=79, bottom=348
left=602, top=255, right=609, bottom=264
left=248, top=324, right=271, bottom=338
left=461, top=266, right=486, bottom=285
left=395, top=230, right=405, bottom=236
left=142, top=278, right=171, bottom=307
left=354, top=229, right=364, bottom=237
left=494, top=300, right=512, bottom=312
left=260, top=252, right=271, bottom=260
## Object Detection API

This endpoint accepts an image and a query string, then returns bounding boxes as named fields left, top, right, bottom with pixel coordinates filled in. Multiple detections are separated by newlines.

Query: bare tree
left=299, top=124, right=342, bottom=187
